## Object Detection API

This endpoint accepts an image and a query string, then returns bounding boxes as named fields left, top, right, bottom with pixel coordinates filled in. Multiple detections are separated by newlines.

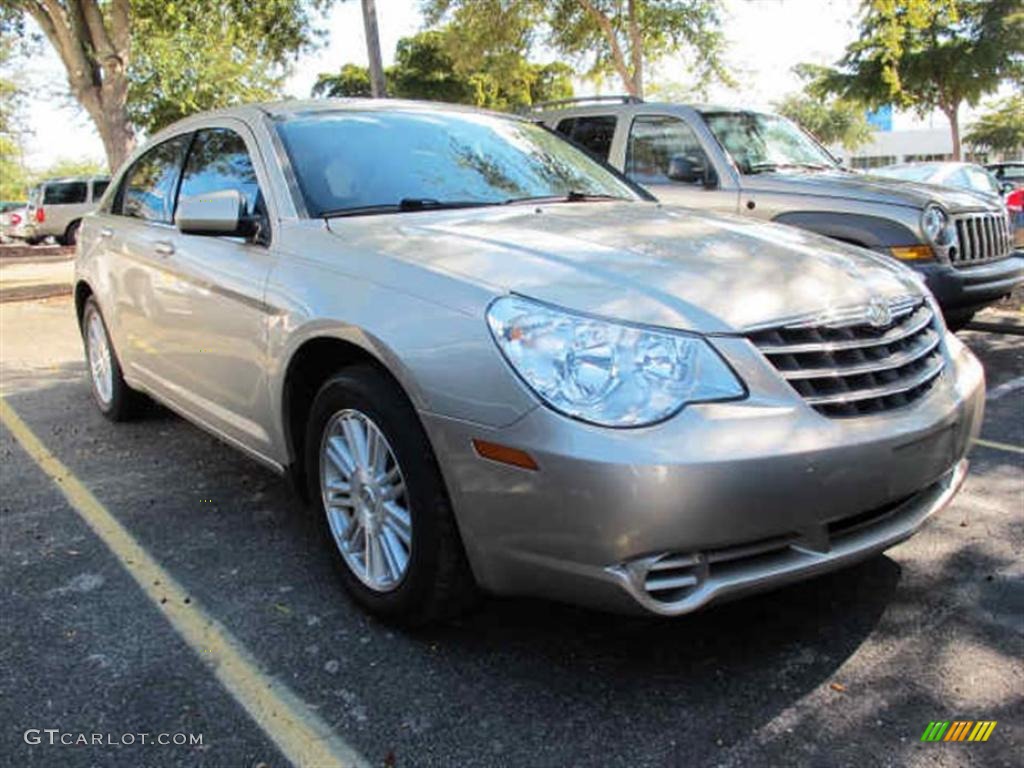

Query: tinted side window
left=91, top=180, right=110, bottom=200
left=565, top=116, right=616, bottom=161
left=627, top=116, right=705, bottom=183
left=116, top=135, right=191, bottom=223
left=178, top=128, right=263, bottom=218
left=44, top=182, right=88, bottom=205
left=555, top=118, right=576, bottom=137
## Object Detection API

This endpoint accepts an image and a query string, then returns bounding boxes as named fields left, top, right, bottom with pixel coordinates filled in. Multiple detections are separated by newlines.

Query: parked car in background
left=22, top=176, right=110, bottom=246
left=875, top=161, right=1023, bottom=251
left=0, top=201, right=29, bottom=243
left=76, top=99, right=984, bottom=624
left=534, top=98, right=1023, bottom=329
left=987, top=161, right=1024, bottom=191
left=873, top=161, right=1010, bottom=199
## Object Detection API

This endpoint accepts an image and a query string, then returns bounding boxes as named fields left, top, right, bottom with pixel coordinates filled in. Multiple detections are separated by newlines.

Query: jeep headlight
left=921, top=203, right=954, bottom=247
left=487, top=296, right=745, bottom=427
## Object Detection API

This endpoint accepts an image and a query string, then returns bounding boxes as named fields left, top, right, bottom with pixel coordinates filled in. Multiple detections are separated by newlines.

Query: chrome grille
left=748, top=297, right=946, bottom=417
left=952, top=212, right=1012, bottom=266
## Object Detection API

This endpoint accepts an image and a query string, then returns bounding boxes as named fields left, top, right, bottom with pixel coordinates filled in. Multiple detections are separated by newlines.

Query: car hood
left=327, top=201, right=925, bottom=334
left=746, top=169, right=999, bottom=213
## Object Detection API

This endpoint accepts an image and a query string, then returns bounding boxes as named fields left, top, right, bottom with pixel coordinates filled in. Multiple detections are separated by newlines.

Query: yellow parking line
left=0, top=398, right=368, bottom=768
left=973, top=437, right=1024, bottom=455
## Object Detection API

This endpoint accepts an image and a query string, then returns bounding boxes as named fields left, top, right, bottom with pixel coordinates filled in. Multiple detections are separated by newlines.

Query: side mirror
left=667, top=154, right=705, bottom=184
left=999, top=181, right=1015, bottom=196
left=176, top=189, right=256, bottom=238
left=667, top=154, right=717, bottom=188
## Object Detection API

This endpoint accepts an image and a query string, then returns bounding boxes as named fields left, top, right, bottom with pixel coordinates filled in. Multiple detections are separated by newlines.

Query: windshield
left=701, top=111, right=838, bottom=174
left=275, top=109, right=640, bottom=217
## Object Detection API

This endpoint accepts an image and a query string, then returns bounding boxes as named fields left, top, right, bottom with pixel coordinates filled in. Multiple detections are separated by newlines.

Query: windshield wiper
left=321, top=198, right=499, bottom=218
left=746, top=162, right=834, bottom=174
left=504, top=191, right=629, bottom=205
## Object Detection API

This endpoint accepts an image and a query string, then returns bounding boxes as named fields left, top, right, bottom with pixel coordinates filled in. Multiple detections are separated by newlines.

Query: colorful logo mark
left=921, top=721, right=997, bottom=742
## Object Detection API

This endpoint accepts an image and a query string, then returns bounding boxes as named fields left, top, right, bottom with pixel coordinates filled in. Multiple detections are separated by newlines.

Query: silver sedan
left=75, top=100, right=985, bottom=624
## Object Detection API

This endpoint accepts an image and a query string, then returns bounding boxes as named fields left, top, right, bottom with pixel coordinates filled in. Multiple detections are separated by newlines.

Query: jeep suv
left=23, top=176, right=110, bottom=246
left=535, top=99, right=1023, bottom=328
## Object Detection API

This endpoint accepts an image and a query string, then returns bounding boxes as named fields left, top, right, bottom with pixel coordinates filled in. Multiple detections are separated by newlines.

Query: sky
left=11, top=0, right=960, bottom=171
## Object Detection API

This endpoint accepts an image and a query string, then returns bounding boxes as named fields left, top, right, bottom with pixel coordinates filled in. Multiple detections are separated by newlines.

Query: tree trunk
left=360, top=0, right=387, bottom=98
left=627, top=0, right=643, bottom=99
left=22, top=0, right=135, bottom=173
left=944, top=102, right=962, bottom=161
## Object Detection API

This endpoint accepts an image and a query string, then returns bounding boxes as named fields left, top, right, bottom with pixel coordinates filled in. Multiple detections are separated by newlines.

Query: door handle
left=99, top=227, right=113, bottom=238
left=154, top=241, right=175, bottom=256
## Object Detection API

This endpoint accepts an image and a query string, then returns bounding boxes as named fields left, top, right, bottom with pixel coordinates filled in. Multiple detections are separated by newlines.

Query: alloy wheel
left=319, top=408, right=412, bottom=592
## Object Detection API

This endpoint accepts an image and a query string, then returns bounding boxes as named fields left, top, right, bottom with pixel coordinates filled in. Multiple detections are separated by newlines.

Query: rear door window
left=115, top=134, right=191, bottom=223
left=556, top=115, right=617, bottom=161
left=43, top=182, right=88, bottom=205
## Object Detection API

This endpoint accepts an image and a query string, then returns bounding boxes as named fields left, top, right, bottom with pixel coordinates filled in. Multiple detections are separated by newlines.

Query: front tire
left=82, top=298, right=143, bottom=421
left=305, top=364, right=477, bottom=625
left=62, top=220, right=81, bottom=246
left=944, top=310, right=975, bottom=332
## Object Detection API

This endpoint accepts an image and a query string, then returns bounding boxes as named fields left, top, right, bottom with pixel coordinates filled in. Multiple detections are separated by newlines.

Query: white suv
left=23, top=176, right=110, bottom=246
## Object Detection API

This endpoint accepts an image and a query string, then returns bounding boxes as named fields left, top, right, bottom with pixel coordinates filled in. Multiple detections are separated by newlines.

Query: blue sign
left=866, top=105, right=893, bottom=132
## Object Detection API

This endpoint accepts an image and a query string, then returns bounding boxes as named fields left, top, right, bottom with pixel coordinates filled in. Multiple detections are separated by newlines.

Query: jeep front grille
left=952, top=212, right=1012, bottom=266
left=748, top=297, right=946, bottom=417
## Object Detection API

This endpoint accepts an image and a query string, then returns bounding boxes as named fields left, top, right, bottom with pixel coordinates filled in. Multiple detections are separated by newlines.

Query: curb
left=0, top=283, right=72, bottom=303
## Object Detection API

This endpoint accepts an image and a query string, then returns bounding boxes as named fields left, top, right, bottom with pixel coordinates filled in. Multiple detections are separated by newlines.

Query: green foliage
left=313, top=29, right=574, bottom=110
left=34, top=157, right=108, bottom=181
left=424, top=0, right=730, bottom=98
left=128, top=0, right=330, bottom=134
left=807, top=1, right=1023, bottom=114
left=313, top=64, right=374, bottom=98
left=965, top=94, right=1024, bottom=152
left=774, top=93, right=874, bottom=151
left=391, top=30, right=477, bottom=103
left=804, top=0, right=1023, bottom=157
left=0, top=37, right=29, bottom=200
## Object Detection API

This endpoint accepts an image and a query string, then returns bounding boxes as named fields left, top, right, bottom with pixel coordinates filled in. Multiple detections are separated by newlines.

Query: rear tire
left=82, top=298, right=144, bottom=421
left=304, top=364, right=478, bottom=625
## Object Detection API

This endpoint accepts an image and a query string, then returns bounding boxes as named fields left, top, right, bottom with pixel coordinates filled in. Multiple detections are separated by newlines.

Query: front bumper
left=917, top=255, right=1024, bottom=315
left=422, top=333, right=985, bottom=616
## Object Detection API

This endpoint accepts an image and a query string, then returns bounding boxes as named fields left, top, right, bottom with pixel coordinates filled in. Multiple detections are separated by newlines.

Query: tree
left=774, top=93, right=874, bottom=151
left=314, top=64, right=374, bottom=98
left=2, top=1, right=332, bottom=172
left=805, top=0, right=1024, bottom=160
left=965, top=94, right=1024, bottom=154
left=34, top=156, right=107, bottom=180
left=424, top=0, right=730, bottom=100
left=0, top=37, right=29, bottom=200
left=313, top=29, right=574, bottom=110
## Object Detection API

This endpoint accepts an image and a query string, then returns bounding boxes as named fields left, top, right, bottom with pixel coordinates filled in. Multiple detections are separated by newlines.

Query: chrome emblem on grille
left=866, top=297, right=892, bottom=328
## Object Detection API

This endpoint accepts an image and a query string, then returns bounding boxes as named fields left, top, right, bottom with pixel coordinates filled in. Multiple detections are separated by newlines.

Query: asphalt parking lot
left=1, top=296, right=1021, bottom=768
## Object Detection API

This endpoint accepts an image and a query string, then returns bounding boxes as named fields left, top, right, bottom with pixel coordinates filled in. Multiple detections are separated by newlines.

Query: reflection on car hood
left=330, top=201, right=925, bottom=333
left=747, top=169, right=1000, bottom=212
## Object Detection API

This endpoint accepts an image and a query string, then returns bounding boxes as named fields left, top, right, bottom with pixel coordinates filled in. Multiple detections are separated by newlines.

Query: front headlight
left=486, top=296, right=745, bottom=427
left=921, top=203, right=954, bottom=246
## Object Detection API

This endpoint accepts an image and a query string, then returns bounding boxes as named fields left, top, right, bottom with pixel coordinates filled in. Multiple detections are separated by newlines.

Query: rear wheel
left=305, top=364, right=477, bottom=625
left=82, top=298, right=143, bottom=421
